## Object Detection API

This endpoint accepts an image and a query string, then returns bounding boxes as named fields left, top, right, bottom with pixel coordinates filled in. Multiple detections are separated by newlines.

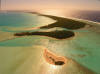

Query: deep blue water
left=69, top=10, right=100, bottom=22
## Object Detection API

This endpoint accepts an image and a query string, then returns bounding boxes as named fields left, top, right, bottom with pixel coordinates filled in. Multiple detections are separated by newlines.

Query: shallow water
left=0, top=12, right=55, bottom=27
left=0, top=12, right=100, bottom=74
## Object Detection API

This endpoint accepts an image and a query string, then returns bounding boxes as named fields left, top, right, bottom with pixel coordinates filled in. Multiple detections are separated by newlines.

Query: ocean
left=0, top=12, right=55, bottom=27
left=0, top=11, right=100, bottom=74
left=68, top=10, right=100, bottom=22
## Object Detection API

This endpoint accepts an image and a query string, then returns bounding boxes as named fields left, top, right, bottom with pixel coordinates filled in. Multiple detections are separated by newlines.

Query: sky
left=1, top=0, right=100, bottom=11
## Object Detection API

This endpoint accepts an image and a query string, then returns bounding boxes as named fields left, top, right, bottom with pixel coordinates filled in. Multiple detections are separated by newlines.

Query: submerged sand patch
left=43, top=49, right=67, bottom=65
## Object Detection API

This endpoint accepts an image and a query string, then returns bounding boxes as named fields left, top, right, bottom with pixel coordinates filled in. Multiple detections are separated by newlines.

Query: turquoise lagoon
left=0, top=12, right=100, bottom=74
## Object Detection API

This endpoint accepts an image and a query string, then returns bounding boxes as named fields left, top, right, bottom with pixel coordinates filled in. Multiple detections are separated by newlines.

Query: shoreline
left=29, top=12, right=90, bottom=30
left=14, top=12, right=93, bottom=39
left=0, top=11, right=97, bottom=74
left=14, top=12, right=88, bottom=39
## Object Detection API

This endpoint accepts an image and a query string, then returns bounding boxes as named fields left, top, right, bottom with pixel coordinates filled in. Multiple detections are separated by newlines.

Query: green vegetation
left=14, top=13, right=88, bottom=39
left=40, top=14, right=86, bottom=30
left=14, top=30, right=75, bottom=39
